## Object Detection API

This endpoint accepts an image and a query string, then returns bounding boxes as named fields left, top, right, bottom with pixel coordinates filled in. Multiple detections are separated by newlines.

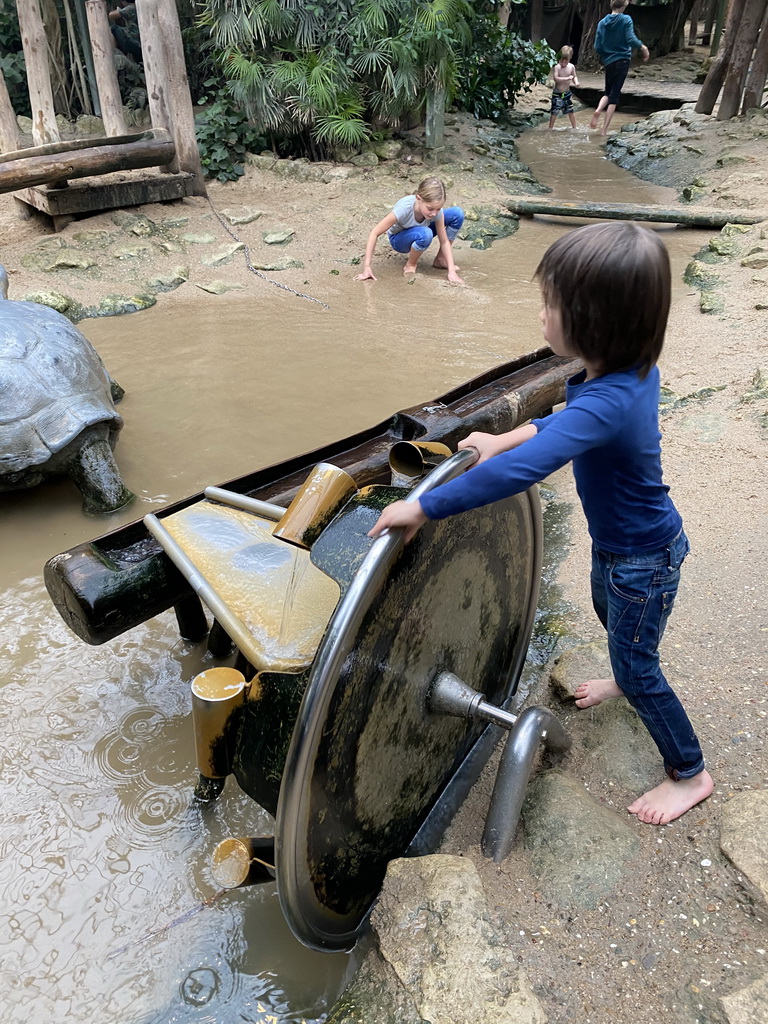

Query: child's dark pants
left=590, top=529, right=705, bottom=780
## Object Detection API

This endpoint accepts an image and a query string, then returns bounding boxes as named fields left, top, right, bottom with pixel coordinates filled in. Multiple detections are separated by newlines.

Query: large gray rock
left=720, top=973, right=768, bottom=1023
left=720, top=791, right=768, bottom=904
left=328, top=855, right=547, bottom=1024
left=522, top=772, right=640, bottom=909
left=549, top=641, right=659, bottom=793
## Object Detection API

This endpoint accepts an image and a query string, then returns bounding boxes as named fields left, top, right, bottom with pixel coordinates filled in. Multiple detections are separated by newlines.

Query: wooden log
left=17, top=0, right=60, bottom=145
left=0, top=129, right=175, bottom=193
left=43, top=350, right=575, bottom=645
left=84, top=0, right=127, bottom=135
left=0, top=69, right=20, bottom=153
left=698, top=0, right=745, bottom=113
left=740, top=0, right=768, bottom=111
left=1, top=128, right=162, bottom=163
left=134, top=0, right=179, bottom=175
left=155, top=0, right=206, bottom=195
left=504, top=197, right=768, bottom=227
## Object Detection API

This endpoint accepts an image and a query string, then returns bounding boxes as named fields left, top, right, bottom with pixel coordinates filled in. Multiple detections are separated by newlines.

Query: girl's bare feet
left=628, top=770, right=714, bottom=825
left=573, top=678, right=623, bottom=708
left=432, top=255, right=460, bottom=271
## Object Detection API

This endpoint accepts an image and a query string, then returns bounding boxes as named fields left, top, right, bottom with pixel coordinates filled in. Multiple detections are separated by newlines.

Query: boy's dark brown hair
left=534, top=221, right=671, bottom=378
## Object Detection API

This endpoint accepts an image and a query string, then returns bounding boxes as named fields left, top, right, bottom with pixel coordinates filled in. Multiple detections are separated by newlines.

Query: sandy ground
left=1, top=49, right=767, bottom=1024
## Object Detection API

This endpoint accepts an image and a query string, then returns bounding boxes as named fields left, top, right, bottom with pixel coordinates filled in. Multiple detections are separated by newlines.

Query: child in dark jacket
left=370, top=221, right=713, bottom=827
left=590, top=0, right=649, bottom=135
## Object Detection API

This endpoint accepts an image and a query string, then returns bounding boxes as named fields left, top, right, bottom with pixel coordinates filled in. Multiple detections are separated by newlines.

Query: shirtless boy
left=549, top=46, right=580, bottom=129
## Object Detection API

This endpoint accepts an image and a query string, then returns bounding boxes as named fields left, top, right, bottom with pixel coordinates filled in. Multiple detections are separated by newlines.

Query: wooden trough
left=505, top=197, right=768, bottom=229
left=2, top=0, right=205, bottom=228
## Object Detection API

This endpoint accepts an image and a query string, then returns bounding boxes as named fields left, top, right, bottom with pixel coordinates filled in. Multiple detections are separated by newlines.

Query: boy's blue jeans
left=389, top=207, right=464, bottom=253
left=590, top=529, right=705, bottom=780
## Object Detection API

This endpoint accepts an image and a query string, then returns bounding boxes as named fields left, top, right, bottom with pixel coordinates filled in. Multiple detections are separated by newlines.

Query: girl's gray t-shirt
left=387, top=196, right=443, bottom=238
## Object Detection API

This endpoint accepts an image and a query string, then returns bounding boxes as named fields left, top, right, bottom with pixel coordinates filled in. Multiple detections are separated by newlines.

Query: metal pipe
left=272, top=463, right=357, bottom=548
left=388, top=440, right=453, bottom=487
left=204, top=486, right=286, bottom=521
left=482, top=706, right=571, bottom=863
left=190, top=667, right=247, bottom=795
left=430, top=670, right=520, bottom=730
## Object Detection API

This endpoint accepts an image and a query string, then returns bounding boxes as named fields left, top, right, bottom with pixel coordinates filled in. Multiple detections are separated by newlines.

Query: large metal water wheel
left=150, top=445, right=569, bottom=951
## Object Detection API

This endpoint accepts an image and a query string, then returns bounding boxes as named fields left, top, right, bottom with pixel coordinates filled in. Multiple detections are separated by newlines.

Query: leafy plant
left=199, top=0, right=474, bottom=158
left=456, top=16, right=555, bottom=121
left=194, top=82, right=266, bottom=181
left=0, top=0, right=30, bottom=117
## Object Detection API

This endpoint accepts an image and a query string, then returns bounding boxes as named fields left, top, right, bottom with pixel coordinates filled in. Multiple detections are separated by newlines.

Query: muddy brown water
left=0, top=117, right=714, bottom=1022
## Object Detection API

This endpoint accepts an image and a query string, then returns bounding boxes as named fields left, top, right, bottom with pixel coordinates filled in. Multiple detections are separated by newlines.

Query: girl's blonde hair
left=414, top=177, right=447, bottom=205
left=559, top=45, right=573, bottom=61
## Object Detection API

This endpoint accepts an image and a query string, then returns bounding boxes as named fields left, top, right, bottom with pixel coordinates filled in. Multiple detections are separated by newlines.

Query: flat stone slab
left=573, top=72, right=701, bottom=113
left=719, top=791, right=768, bottom=904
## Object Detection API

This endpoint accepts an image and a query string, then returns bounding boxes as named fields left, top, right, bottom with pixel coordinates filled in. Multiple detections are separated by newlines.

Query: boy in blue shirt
left=370, top=222, right=714, bottom=827
left=589, top=0, right=649, bottom=135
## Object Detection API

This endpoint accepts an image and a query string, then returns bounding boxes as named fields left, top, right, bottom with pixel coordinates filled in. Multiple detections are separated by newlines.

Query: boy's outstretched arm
left=459, top=423, right=537, bottom=463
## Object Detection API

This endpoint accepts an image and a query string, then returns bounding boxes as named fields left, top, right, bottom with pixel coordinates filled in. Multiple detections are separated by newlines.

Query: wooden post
left=84, top=0, right=127, bottom=135
left=17, top=0, right=60, bottom=145
left=717, top=0, right=768, bottom=119
left=710, top=0, right=731, bottom=53
left=696, top=0, right=744, bottom=113
left=0, top=70, right=20, bottom=154
left=741, top=1, right=768, bottom=110
left=689, top=1, right=701, bottom=43
left=155, top=0, right=206, bottom=195
left=425, top=86, right=446, bottom=160
left=134, top=0, right=179, bottom=174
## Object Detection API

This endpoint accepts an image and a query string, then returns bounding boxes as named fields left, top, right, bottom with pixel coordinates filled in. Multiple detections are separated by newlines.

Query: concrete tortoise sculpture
left=0, top=266, right=134, bottom=513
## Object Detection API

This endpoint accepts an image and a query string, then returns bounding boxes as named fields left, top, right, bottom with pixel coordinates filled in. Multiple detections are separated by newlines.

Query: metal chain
left=206, top=197, right=330, bottom=310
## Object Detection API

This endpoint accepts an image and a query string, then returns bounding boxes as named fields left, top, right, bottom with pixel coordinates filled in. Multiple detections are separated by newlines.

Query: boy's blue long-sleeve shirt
left=419, top=366, right=682, bottom=555
left=594, top=12, right=644, bottom=65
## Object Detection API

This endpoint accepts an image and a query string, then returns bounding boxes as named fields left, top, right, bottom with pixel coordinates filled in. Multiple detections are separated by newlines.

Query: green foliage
left=194, top=83, right=266, bottom=181
left=456, top=17, right=555, bottom=121
left=199, top=0, right=474, bottom=158
left=0, top=0, right=29, bottom=118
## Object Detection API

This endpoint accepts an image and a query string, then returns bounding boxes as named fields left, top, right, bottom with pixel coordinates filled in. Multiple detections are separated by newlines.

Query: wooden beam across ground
left=0, top=129, right=176, bottom=195
left=505, top=197, right=768, bottom=229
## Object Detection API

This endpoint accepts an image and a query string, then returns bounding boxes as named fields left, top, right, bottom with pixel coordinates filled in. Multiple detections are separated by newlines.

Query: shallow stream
left=0, top=116, right=713, bottom=1022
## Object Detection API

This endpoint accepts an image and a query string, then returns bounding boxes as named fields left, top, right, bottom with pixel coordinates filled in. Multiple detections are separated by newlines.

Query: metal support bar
left=429, top=670, right=571, bottom=863
left=482, top=706, right=571, bottom=863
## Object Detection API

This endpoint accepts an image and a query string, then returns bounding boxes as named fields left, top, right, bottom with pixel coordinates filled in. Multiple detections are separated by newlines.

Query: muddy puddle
left=0, top=116, right=714, bottom=1023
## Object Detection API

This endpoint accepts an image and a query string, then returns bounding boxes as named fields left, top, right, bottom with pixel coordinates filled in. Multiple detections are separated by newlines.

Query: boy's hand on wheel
left=368, top=500, right=427, bottom=543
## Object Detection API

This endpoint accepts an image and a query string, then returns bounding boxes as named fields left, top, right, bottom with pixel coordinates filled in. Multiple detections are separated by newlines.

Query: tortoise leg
left=67, top=433, right=134, bottom=514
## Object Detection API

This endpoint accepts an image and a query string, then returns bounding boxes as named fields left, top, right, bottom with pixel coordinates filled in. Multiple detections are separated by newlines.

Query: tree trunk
left=689, top=1, right=701, bottom=44
left=696, top=0, right=745, bottom=112
left=702, top=0, right=718, bottom=44
left=84, top=0, right=127, bottom=135
left=717, top=0, right=768, bottom=118
left=498, top=1, right=511, bottom=30
left=741, top=1, right=768, bottom=109
left=576, top=0, right=603, bottom=69
left=41, top=0, right=69, bottom=117
left=17, top=0, right=60, bottom=145
left=0, top=70, right=20, bottom=153
left=711, top=0, right=731, bottom=52
left=530, top=0, right=543, bottom=43
left=658, top=0, right=697, bottom=54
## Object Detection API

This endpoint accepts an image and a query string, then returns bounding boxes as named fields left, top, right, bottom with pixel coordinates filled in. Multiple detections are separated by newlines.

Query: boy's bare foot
left=589, top=112, right=600, bottom=130
left=628, top=770, right=714, bottom=825
left=574, top=678, right=623, bottom=708
left=403, top=263, right=417, bottom=276
left=432, top=256, right=460, bottom=271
